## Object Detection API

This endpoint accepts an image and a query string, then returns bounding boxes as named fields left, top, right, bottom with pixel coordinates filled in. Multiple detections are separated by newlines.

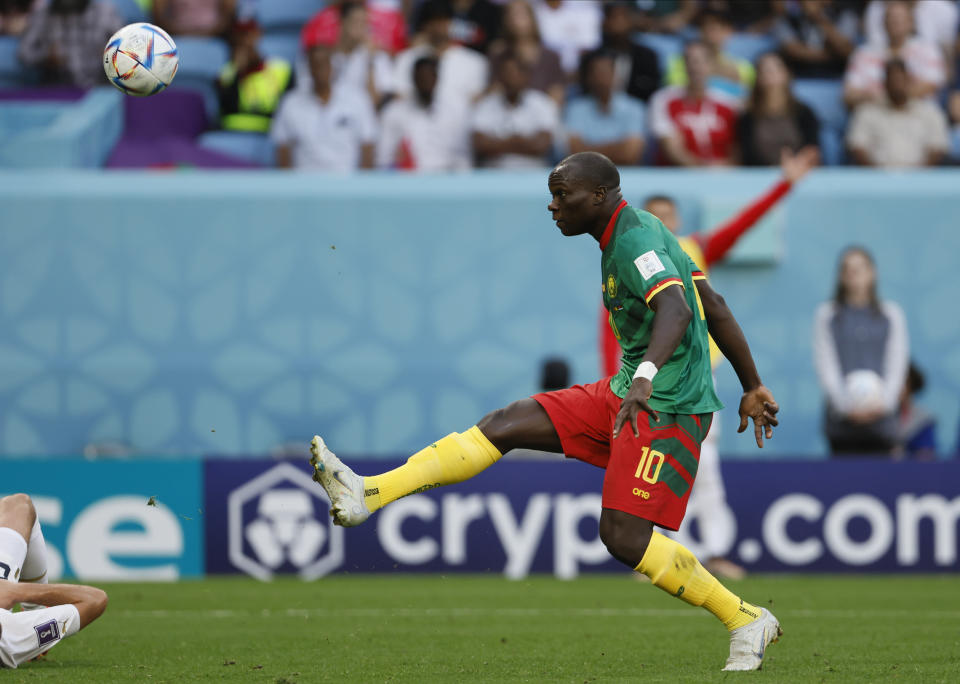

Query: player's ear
left=594, top=185, right=607, bottom=205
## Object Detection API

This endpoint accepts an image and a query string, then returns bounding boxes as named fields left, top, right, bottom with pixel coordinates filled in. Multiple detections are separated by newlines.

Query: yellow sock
left=363, top=426, right=502, bottom=512
left=636, top=532, right=761, bottom=631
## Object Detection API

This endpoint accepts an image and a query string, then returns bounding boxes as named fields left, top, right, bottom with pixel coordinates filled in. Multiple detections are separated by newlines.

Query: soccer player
left=310, top=152, right=782, bottom=671
left=0, top=494, right=108, bottom=669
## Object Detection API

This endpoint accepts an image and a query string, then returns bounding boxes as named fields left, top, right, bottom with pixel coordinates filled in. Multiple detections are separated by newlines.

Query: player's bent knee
left=599, top=510, right=653, bottom=568
left=0, top=493, right=36, bottom=525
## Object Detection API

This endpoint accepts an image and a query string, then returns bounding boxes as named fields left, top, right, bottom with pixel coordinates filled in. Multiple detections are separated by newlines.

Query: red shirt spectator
left=302, top=0, right=407, bottom=54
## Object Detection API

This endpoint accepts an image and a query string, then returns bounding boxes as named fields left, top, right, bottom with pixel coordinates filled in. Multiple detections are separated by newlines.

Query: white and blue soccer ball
left=103, top=23, right=179, bottom=96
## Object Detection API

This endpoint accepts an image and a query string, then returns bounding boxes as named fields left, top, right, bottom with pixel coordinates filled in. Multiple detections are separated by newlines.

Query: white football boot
left=722, top=607, right=782, bottom=671
left=309, top=436, right=370, bottom=527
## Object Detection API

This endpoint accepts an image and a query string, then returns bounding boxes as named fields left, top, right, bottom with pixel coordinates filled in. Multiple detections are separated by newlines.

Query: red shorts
left=533, top=378, right=713, bottom=531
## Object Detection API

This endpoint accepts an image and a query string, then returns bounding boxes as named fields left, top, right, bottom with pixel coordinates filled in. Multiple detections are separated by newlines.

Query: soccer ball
left=845, top=369, right=885, bottom=412
left=103, top=23, right=179, bottom=96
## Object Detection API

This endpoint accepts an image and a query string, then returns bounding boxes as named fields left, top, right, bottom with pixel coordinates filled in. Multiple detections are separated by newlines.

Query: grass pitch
left=6, top=574, right=957, bottom=683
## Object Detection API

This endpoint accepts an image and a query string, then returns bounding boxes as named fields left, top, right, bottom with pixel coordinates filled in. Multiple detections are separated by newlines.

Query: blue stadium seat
left=793, top=79, right=848, bottom=166
left=107, top=0, right=149, bottom=23
left=635, top=33, right=683, bottom=76
left=253, top=0, right=326, bottom=31
left=724, top=33, right=777, bottom=64
left=259, top=33, right=301, bottom=64
left=197, top=130, right=275, bottom=166
left=0, top=36, right=22, bottom=88
left=167, top=36, right=229, bottom=119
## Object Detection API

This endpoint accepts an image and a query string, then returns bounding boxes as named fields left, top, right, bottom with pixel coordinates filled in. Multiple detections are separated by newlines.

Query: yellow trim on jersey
left=644, top=278, right=684, bottom=304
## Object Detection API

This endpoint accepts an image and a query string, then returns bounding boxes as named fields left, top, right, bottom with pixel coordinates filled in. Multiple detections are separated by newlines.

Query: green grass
left=6, top=575, right=958, bottom=682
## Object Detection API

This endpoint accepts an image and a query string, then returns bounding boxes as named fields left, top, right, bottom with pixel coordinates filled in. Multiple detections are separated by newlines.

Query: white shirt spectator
left=847, top=98, right=949, bottom=167
left=333, top=47, right=395, bottom=96
left=533, top=0, right=602, bottom=74
left=393, top=45, right=488, bottom=107
left=377, top=97, right=472, bottom=171
left=270, top=87, right=377, bottom=171
left=471, top=89, right=559, bottom=168
left=863, top=0, right=959, bottom=53
left=844, top=37, right=946, bottom=100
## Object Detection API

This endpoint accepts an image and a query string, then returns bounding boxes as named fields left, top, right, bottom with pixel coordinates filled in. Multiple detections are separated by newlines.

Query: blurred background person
left=649, top=40, right=741, bottom=167
left=862, top=0, right=958, bottom=64
left=775, top=0, right=858, bottom=79
left=844, top=0, right=946, bottom=108
left=897, top=362, right=938, bottom=460
left=701, top=0, right=783, bottom=33
left=0, top=0, right=36, bottom=35
left=301, top=0, right=407, bottom=56
left=393, top=0, right=487, bottom=109
left=331, top=0, right=396, bottom=109
left=847, top=59, right=949, bottom=168
left=564, top=49, right=645, bottom=167
left=17, top=0, right=122, bottom=88
left=216, top=18, right=293, bottom=134
left=813, top=246, right=909, bottom=457
left=532, top=0, right=601, bottom=78
left=448, top=0, right=502, bottom=55
left=737, top=52, right=820, bottom=166
left=665, top=9, right=753, bottom=100
left=632, top=0, right=698, bottom=35
left=153, top=0, right=235, bottom=37
left=487, top=0, right=564, bottom=107
left=471, top=51, right=558, bottom=169
left=582, top=0, right=660, bottom=103
left=377, top=55, right=471, bottom=171
left=271, top=45, right=377, bottom=171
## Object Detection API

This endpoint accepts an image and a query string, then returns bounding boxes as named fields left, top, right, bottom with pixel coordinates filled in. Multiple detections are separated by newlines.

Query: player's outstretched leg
left=310, top=399, right=561, bottom=527
left=601, top=510, right=782, bottom=671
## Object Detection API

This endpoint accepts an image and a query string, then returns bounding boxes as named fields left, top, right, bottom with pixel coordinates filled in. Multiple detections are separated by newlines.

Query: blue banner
left=1, top=460, right=204, bottom=581
left=204, top=459, right=960, bottom=578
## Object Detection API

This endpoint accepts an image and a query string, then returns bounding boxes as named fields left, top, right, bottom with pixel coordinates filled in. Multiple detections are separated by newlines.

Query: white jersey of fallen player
left=0, top=604, right=80, bottom=669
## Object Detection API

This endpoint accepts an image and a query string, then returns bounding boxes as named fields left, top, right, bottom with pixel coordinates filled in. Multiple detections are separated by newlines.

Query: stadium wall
left=2, top=458, right=957, bottom=579
left=0, top=169, right=958, bottom=459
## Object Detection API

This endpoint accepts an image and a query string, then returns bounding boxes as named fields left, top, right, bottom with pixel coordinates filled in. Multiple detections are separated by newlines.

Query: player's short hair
left=554, top=152, right=620, bottom=193
left=643, top=194, right=676, bottom=208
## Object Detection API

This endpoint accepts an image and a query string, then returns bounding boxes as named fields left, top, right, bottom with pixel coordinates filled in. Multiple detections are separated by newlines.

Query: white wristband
left=633, top=361, right=658, bottom=382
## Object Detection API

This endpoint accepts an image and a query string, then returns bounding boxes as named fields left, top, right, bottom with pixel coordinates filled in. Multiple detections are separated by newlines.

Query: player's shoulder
left=611, top=206, right=669, bottom=249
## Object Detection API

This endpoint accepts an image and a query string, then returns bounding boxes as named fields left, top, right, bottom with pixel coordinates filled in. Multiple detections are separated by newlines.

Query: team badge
left=606, top=275, right=617, bottom=298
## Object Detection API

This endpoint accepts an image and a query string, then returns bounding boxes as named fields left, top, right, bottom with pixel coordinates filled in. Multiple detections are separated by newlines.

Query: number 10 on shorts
left=634, top=446, right=664, bottom=484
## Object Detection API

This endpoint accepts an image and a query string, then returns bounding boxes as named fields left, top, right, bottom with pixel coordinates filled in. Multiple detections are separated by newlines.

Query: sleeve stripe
left=644, top=278, right=683, bottom=303
left=691, top=270, right=705, bottom=279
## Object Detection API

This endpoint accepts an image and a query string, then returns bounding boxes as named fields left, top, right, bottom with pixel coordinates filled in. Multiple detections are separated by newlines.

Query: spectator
left=813, top=246, right=909, bottom=457
left=701, top=0, right=783, bottom=33
left=844, top=0, right=946, bottom=108
left=897, top=362, right=938, bottom=460
left=863, top=0, right=958, bottom=59
left=152, top=0, right=235, bottom=37
left=564, top=50, right=645, bottom=167
left=332, top=1, right=395, bottom=108
left=302, top=0, right=407, bottom=56
left=393, top=0, right=488, bottom=108
left=17, top=0, right=122, bottom=88
left=737, top=52, right=820, bottom=166
left=377, top=55, right=471, bottom=170
left=216, top=19, right=293, bottom=133
left=487, top=0, right=564, bottom=107
left=471, top=52, right=558, bottom=168
left=666, top=10, right=754, bottom=100
left=533, top=0, right=601, bottom=76
left=649, top=41, right=742, bottom=166
left=271, top=45, right=377, bottom=171
left=0, top=0, right=36, bottom=35
left=633, top=0, right=698, bottom=35
left=847, top=59, right=949, bottom=168
left=775, top=0, right=859, bottom=79
left=581, top=1, right=660, bottom=103
left=448, top=0, right=502, bottom=54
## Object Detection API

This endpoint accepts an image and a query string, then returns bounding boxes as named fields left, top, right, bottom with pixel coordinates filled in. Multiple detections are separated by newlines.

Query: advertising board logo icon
left=228, top=463, right=344, bottom=581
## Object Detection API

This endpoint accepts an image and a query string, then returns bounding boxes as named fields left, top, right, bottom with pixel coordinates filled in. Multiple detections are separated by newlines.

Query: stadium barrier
left=3, top=458, right=957, bottom=581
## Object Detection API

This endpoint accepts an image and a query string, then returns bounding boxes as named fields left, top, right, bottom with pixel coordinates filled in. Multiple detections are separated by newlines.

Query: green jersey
left=600, top=201, right=723, bottom=414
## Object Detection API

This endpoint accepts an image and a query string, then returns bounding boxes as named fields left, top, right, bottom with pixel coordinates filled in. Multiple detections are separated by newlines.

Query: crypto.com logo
left=227, top=463, right=344, bottom=581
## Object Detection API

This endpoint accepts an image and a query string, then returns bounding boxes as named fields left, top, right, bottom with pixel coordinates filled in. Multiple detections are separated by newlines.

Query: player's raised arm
left=613, top=284, right=692, bottom=438
left=694, top=277, right=779, bottom=447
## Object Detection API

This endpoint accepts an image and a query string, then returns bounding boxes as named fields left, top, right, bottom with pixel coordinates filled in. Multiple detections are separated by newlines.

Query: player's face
left=547, top=173, right=595, bottom=236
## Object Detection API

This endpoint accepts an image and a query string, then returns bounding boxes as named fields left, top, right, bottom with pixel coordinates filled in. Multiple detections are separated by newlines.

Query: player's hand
left=738, top=385, right=779, bottom=448
left=781, top=145, right=819, bottom=183
left=613, top=377, right=658, bottom=439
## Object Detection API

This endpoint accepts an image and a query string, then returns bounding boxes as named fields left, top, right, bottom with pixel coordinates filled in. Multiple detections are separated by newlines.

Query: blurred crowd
left=4, top=0, right=960, bottom=170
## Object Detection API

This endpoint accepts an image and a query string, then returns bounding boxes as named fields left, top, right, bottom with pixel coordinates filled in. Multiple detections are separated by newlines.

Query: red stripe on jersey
left=598, top=200, right=628, bottom=251
left=644, top=277, right=682, bottom=302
